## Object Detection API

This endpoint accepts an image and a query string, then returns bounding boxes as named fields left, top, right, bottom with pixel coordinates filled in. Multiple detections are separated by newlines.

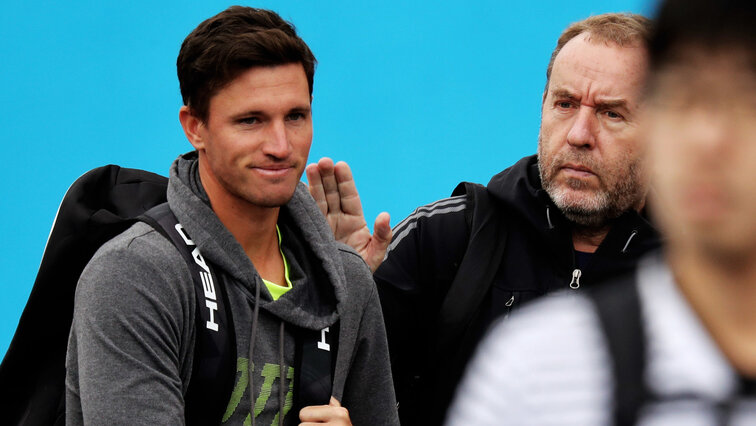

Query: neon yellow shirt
left=261, top=225, right=292, bottom=301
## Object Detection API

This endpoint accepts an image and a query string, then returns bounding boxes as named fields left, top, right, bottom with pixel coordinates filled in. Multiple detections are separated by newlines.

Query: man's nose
left=263, top=120, right=292, bottom=158
left=566, top=106, right=597, bottom=149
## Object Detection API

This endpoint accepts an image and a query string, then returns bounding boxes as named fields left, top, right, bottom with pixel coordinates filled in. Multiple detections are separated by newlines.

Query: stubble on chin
left=216, top=168, right=299, bottom=209
left=538, top=144, right=644, bottom=229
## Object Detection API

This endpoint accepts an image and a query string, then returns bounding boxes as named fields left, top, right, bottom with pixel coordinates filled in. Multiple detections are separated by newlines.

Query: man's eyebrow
left=594, top=99, right=629, bottom=110
left=289, top=105, right=312, bottom=113
left=551, top=89, right=578, bottom=100
left=232, top=110, right=263, bottom=118
left=550, top=88, right=630, bottom=111
left=230, top=104, right=311, bottom=119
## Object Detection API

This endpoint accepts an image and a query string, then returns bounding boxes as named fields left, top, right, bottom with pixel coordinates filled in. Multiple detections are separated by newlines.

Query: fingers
left=298, top=397, right=351, bottom=425
left=329, top=396, right=341, bottom=407
left=373, top=212, right=392, bottom=246
left=333, top=161, right=364, bottom=216
left=307, top=158, right=365, bottom=220
left=306, top=162, right=328, bottom=216
left=316, top=158, right=343, bottom=215
left=367, top=212, right=392, bottom=272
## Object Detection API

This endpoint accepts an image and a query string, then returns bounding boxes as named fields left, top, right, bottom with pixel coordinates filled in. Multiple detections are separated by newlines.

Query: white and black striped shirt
left=447, top=255, right=756, bottom=425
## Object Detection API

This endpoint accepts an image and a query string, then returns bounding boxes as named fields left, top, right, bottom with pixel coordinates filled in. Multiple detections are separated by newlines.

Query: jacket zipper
left=569, top=269, right=582, bottom=289
left=503, top=294, right=516, bottom=319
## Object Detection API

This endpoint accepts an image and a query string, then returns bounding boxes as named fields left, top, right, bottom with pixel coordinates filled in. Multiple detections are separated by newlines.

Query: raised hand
left=306, top=158, right=391, bottom=272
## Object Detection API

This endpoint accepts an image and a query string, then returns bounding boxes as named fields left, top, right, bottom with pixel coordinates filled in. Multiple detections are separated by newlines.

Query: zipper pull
left=569, top=269, right=582, bottom=289
left=503, top=294, right=516, bottom=319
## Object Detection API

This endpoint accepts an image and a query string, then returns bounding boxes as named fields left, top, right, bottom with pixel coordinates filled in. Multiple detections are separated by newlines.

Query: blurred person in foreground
left=307, top=12, right=660, bottom=423
left=447, top=0, right=756, bottom=424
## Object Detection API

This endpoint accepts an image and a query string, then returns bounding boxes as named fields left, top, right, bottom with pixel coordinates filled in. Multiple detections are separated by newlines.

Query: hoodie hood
left=166, top=151, right=343, bottom=331
left=487, top=155, right=560, bottom=234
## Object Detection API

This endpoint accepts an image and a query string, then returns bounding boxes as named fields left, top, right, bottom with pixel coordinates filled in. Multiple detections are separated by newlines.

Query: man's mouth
left=560, top=163, right=596, bottom=177
left=251, top=164, right=294, bottom=177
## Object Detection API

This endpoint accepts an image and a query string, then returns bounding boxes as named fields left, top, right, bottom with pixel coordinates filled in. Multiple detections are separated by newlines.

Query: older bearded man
left=307, top=12, right=660, bottom=425
left=447, top=0, right=756, bottom=423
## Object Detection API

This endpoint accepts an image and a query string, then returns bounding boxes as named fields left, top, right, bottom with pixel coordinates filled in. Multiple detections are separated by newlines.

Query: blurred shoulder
left=448, top=292, right=613, bottom=425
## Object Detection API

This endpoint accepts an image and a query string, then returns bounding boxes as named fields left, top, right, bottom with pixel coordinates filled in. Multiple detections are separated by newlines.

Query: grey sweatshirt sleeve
left=65, top=223, right=196, bottom=426
left=335, top=250, right=400, bottom=426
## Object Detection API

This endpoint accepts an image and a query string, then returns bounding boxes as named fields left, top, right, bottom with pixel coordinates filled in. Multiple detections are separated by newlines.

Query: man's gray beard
left=550, top=184, right=620, bottom=228
left=537, top=145, right=644, bottom=229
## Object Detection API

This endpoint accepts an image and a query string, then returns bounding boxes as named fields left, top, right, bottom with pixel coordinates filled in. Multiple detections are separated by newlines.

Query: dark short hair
left=544, top=13, right=651, bottom=99
left=648, top=0, right=755, bottom=73
left=177, top=6, right=316, bottom=122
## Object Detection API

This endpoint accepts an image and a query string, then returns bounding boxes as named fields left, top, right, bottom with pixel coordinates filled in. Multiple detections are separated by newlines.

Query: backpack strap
left=432, top=182, right=509, bottom=417
left=586, top=274, right=648, bottom=426
left=293, top=321, right=340, bottom=410
left=141, top=203, right=236, bottom=426
left=435, top=182, right=508, bottom=350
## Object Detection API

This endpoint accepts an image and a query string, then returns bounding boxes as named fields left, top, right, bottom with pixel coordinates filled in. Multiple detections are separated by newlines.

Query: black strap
left=431, top=182, right=509, bottom=422
left=293, top=322, right=340, bottom=410
left=587, top=274, right=648, bottom=426
left=436, top=182, right=508, bottom=349
left=740, top=377, right=756, bottom=396
left=141, top=203, right=236, bottom=425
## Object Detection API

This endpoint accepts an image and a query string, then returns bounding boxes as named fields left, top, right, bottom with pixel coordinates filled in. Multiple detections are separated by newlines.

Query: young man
left=65, top=7, right=398, bottom=425
left=447, top=0, right=756, bottom=423
left=307, top=13, right=660, bottom=424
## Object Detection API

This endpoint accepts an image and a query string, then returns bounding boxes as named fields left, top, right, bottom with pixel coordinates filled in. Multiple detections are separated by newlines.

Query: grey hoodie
left=66, top=152, right=398, bottom=425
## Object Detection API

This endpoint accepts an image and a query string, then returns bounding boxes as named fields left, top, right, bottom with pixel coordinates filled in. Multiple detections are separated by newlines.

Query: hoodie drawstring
left=546, top=207, right=554, bottom=229
left=279, top=321, right=285, bottom=426
left=249, top=276, right=261, bottom=426
left=248, top=279, right=288, bottom=426
left=621, top=230, right=639, bottom=253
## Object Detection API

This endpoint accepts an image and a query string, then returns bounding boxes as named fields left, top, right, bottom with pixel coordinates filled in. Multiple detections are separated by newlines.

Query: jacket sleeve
left=373, top=195, right=470, bottom=421
left=65, top=224, right=196, bottom=426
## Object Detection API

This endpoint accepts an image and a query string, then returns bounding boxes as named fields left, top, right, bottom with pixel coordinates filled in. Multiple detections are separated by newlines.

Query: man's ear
left=179, top=106, right=205, bottom=150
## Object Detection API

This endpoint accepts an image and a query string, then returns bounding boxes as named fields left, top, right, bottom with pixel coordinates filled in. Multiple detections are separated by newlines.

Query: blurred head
left=538, top=14, right=652, bottom=228
left=644, top=0, right=756, bottom=262
left=177, top=6, right=316, bottom=123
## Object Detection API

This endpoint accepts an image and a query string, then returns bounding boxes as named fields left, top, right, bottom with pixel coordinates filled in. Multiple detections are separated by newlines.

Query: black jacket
left=374, top=155, right=661, bottom=425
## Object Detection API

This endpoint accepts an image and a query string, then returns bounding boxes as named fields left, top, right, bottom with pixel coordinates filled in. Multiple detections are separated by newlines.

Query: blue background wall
left=1, top=0, right=652, bottom=357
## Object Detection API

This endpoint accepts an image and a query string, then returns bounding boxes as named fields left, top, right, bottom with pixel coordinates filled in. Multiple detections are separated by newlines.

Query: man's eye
left=556, top=101, right=573, bottom=109
left=239, top=117, right=259, bottom=125
left=604, top=110, right=623, bottom=120
left=286, top=112, right=305, bottom=121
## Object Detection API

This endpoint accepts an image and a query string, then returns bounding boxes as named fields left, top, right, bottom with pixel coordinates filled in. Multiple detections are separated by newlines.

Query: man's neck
left=199, top=168, right=285, bottom=285
left=670, top=246, right=756, bottom=377
left=569, top=199, right=647, bottom=254
left=572, top=226, right=610, bottom=253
